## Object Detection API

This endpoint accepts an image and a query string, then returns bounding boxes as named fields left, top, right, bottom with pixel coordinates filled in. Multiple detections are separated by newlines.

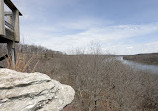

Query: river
left=117, top=56, right=158, bottom=74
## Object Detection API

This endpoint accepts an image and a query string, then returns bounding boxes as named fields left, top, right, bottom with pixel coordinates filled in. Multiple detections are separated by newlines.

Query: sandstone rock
left=0, top=69, right=75, bottom=111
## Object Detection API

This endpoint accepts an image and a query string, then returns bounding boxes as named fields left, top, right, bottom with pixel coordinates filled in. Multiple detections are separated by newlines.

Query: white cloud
left=20, top=21, right=158, bottom=55
left=145, top=41, right=158, bottom=46
left=58, top=19, right=113, bottom=30
left=126, top=46, right=133, bottom=49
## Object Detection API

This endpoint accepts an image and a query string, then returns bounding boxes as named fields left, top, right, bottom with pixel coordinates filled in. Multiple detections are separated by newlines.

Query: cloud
left=145, top=41, right=158, bottom=46
left=11, top=0, right=158, bottom=55
left=126, top=46, right=133, bottom=49
left=20, top=21, right=158, bottom=54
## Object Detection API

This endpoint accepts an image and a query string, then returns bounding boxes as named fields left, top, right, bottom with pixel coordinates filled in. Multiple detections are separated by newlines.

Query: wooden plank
left=5, top=21, right=14, bottom=30
left=5, top=27, right=14, bottom=41
left=0, top=0, right=5, bottom=36
left=0, top=35, right=11, bottom=43
left=0, top=28, right=14, bottom=43
left=4, top=0, right=22, bottom=16
left=4, top=11, right=12, bottom=16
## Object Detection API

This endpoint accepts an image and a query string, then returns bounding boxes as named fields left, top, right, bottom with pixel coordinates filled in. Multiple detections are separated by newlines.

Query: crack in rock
left=0, top=69, right=75, bottom=111
left=0, top=80, right=51, bottom=90
left=0, top=88, right=53, bottom=103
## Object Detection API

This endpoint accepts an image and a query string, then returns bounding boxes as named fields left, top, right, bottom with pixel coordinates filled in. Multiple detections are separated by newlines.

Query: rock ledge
left=0, top=69, right=75, bottom=111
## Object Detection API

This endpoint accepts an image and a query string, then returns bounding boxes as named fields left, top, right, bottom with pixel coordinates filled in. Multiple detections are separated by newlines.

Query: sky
left=11, top=0, right=158, bottom=55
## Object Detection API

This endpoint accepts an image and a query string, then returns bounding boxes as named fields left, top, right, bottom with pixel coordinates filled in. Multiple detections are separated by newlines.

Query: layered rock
left=0, top=69, right=75, bottom=111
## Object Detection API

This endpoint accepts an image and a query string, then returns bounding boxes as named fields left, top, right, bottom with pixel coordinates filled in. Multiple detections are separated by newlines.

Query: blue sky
left=11, top=0, right=158, bottom=55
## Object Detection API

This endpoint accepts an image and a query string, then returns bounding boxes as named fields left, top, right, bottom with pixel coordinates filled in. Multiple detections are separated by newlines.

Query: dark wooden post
left=7, top=41, right=15, bottom=68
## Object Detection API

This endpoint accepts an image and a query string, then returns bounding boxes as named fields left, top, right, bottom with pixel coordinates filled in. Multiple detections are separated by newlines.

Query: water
left=117, top=56, right=158, bottom=74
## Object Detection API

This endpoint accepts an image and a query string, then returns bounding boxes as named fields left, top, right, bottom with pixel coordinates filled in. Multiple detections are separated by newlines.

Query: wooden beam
left=4, top=0, right=22, bottom=16
left=4, top=11, right=12, bottom=16
left=13, top=10, right=20, bottom=42
left=0, top=0, right=5, bottom=36
left=5, top=27, right=14, bottom=41
left=0, top=35, right=12, bottom=43
left=0, top=54, right=8, bottom=61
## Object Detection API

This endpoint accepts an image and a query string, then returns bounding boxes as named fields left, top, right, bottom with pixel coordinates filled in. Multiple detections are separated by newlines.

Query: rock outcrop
left=0, top=69, right=75, bottom=111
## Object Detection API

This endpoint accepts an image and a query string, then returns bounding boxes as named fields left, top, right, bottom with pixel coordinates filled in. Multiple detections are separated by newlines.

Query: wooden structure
left=0, top=0, right=22, bottom=65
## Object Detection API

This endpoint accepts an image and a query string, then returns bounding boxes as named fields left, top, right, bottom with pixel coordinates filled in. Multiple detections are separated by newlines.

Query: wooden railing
left=4, top=11, right=14, bottom=30
left=5, top=21, right=14, bottom=30
left=0, top=0, right=22, bottom=43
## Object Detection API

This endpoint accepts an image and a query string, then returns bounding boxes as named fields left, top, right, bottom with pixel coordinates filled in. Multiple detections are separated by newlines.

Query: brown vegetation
left=123, top=53, right=158, bottom=65
left=0, top=44, right=158, bottom=111
left=59, top=55, right=158, bottom=111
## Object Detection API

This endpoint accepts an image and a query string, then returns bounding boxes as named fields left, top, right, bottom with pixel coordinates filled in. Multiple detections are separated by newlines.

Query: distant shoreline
left=123, top=53, right=158, bottom=65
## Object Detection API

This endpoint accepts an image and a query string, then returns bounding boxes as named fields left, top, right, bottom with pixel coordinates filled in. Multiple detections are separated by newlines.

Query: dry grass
left=6, top=53, right=40, bottom=72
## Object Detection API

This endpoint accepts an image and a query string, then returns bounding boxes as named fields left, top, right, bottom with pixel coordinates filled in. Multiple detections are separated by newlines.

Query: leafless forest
left=123, top=54, right=158, bottom=65
left=0, top=44, right=158, bottom=111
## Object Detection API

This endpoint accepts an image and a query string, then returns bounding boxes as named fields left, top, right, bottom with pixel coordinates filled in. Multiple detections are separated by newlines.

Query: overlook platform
left=0, top=0, right=22, bottom=65
left=0, top=0, right=22, bottom=43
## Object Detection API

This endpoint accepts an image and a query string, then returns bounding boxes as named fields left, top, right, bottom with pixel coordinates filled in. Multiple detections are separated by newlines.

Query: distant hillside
left=137, top=53, right=158, bottom=55
left=0, top=43, right=63, bottom=58
left=123, top=53, right=158, bottom=65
